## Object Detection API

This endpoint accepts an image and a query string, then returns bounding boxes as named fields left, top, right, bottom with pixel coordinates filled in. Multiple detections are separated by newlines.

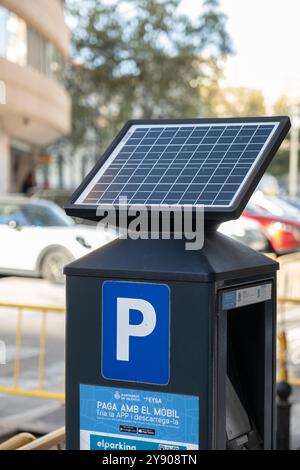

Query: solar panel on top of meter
left=75, top=122, right=278, bottom=208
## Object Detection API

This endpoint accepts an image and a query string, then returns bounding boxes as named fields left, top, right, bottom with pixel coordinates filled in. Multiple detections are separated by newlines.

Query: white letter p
left=116, top=298, right=156, bottom=362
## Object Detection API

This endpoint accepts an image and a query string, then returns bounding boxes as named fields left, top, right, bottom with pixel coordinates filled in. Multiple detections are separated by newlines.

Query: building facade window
left=0, top=7, right=8, bottom=58
left=6, top=10, right=27, bottom=66
left=0, top=6, right=64, bottom=81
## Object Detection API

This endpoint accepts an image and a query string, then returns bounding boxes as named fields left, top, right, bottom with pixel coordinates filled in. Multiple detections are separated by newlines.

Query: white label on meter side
left=222, top=283, right=272, bottom=310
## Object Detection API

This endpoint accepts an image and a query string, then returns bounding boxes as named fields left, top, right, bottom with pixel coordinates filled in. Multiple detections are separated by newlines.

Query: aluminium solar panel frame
left=64, top=116, right=290, bottom=225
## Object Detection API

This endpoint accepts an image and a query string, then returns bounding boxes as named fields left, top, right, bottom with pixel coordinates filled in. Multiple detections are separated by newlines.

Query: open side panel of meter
left=64, top=117, right=290, bottom=224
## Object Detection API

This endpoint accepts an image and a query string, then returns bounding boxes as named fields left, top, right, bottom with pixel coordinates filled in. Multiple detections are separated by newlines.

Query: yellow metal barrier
left=0, top=427, right=65, bottom=450
left=0, top=294, right=300, bottom=400
left=278, top=297, right=300, bottom=306
left=0, top=432, right=36, bottom=450
left=0, top=302, right=65, bottom=401
left=17, top=426, right=65, bottom=450
left=277, top=330, right=288, bottom=382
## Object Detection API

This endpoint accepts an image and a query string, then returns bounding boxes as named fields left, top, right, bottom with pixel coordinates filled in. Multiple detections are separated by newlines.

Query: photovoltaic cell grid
left=76, top=123, right=278, bottom=207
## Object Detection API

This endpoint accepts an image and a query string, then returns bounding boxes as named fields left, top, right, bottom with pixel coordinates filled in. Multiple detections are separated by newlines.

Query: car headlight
left=76, top=236, right=92, bottom=249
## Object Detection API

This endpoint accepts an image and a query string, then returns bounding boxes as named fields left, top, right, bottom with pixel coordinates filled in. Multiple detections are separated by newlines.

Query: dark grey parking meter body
left=65, top=235, right=277, bottom=450
left=64, top=117, right=290, bottom=450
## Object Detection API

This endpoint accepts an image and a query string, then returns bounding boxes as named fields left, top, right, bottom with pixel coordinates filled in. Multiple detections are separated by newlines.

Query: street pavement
left=0, top=277, right=65, bottom=440
left=276, top=302, right=300, bottom=450
left=291, top=387, right=300, bottom=450
left=0, top=273, right=300, bottom=448
left=0, top=276, right=65, bottom=307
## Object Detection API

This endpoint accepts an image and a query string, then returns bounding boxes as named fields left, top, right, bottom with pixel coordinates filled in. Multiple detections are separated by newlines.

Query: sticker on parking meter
left=102, top=281, right=170, bottom=385
left=80, top=384, right=199, bottom=450
left=222, top=283, right=272, bottom=310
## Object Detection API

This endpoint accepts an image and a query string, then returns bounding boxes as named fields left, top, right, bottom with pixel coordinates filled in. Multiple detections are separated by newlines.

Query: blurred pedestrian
left=21, top=171, right=36, bottom=196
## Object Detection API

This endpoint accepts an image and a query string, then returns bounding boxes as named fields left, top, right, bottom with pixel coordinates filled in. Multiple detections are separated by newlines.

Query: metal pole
left=289, top=105, right=300, bottom=199
left=276, top=381, right=292, bottom=450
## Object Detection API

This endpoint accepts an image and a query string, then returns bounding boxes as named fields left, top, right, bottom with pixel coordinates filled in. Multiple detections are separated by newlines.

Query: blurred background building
left=0, top=0, right=71, bottom=195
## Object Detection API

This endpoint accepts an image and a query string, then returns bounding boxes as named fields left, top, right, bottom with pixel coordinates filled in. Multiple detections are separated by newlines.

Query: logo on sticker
left=102, top=281, right=170, bottom=384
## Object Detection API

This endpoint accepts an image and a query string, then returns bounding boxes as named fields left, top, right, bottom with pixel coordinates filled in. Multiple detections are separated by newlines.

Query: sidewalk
left=0, top=277, right=65, bottom=439
left=0, top=277, right=65, bottom=307
left=291, top=386, right=300, bottom=450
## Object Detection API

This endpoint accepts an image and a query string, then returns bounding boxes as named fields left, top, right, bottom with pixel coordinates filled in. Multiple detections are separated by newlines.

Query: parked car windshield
left=0, top=205, right=28, bottom=226
left=0, top=203, right=74, bottom=227
left=22, top=203, right=74, bottom=227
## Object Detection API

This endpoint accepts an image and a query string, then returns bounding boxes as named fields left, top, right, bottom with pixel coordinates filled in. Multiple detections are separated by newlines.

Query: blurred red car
left=243, top=204, right=300, bottom=254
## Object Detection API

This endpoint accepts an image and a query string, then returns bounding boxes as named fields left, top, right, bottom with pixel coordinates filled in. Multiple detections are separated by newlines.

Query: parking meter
left=64, top=117, right=290, bottom=450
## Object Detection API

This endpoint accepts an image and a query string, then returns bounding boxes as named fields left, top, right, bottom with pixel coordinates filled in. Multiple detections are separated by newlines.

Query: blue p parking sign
left=102, top=281, right=170, bottom=385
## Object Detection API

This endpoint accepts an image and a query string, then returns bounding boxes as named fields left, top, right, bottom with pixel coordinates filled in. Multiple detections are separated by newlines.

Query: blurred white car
left=218, top=216, right=270, bottom=252
left=0, top=197, right=115, bottom=283
left=250, top=190, right=300, bottom=221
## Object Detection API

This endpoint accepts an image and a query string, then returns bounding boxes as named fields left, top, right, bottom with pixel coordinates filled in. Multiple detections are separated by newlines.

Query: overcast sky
left=181, top=0, right=300, bottom=106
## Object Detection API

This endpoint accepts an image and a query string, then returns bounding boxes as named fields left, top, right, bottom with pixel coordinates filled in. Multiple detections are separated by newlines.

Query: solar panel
left=65, top=117, right=290, bottom=223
